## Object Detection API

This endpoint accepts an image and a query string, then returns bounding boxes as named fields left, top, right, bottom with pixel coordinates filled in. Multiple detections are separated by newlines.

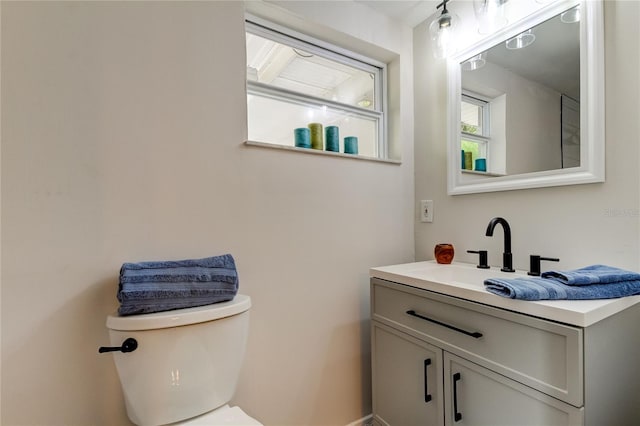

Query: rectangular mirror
left=447, top=0, right=604, bottom=195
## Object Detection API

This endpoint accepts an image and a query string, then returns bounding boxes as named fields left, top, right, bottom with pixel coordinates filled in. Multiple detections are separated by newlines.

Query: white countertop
left=370, top=261, right=640, bottom=327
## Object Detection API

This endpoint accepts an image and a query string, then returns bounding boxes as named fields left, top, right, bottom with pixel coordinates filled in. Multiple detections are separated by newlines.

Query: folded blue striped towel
left=484, top=276, right=640, bottom=301
left=117, top=254, right=239, bottom=316
left=541, top=264, right=640, bottom=286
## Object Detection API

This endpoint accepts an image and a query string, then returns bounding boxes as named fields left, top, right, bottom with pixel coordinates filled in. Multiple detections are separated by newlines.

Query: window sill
left=244, top=141, right=401, bottom=165
left=462, top=169, right=505, bottom=177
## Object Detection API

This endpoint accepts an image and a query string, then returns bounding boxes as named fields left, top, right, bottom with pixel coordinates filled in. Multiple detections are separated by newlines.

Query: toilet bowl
left=104, top=294, right=261, bottom=426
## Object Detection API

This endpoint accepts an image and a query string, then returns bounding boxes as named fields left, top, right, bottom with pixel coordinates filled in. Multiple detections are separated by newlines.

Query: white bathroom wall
left=1, top=2, right=414, bottom=425
left=415, top=0, right=640, bottom=271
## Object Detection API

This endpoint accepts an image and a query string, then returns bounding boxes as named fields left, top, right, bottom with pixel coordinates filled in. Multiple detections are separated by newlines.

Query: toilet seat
left=172, top=405, right=262, bottom=426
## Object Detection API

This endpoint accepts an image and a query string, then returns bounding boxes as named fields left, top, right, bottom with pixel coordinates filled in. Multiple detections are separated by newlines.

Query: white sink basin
left=387, top=261, right=523, bottom=288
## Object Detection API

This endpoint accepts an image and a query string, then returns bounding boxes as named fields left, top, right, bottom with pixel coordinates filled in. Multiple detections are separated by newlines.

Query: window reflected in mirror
left=461, top=94, right=494, bottom=174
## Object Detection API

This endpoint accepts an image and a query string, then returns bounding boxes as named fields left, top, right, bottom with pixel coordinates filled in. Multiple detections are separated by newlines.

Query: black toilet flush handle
left=98, top=338, right=138, bottom=354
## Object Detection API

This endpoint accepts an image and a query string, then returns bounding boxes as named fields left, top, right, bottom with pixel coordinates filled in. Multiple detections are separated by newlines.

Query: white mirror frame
left=447, top=0, right=604, bottom=195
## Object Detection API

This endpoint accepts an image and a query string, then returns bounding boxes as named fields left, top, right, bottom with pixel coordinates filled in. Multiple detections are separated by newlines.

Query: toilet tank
left=106, top=295, right=251, bottom=426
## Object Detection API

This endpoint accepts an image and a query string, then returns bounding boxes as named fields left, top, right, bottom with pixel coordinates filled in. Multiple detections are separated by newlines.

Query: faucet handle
left=528, top=255, right=560, bottom=276
left=467, top=250, right=490, bottom=269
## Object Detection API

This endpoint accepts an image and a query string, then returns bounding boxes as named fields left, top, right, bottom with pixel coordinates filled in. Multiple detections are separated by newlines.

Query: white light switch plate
left=420, top=200, right=433, bottom=222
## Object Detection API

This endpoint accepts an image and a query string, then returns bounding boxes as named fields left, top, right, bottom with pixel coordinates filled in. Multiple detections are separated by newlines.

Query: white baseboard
left=345, top=414, right=373, bottom=426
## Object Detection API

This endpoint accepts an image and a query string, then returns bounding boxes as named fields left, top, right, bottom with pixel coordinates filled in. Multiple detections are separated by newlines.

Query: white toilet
left=104, top=294, right=261, bottom=426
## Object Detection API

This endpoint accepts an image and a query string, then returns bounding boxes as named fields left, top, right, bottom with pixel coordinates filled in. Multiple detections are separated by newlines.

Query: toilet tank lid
left=106, top=294, right=251, bottom=331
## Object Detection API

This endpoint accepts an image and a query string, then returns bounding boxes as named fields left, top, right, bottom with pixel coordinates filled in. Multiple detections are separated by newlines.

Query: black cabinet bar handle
left=453, top=372, right=462, bottom=422
left=406, top=310, right=483, bottom=339
left=423, top=358, right=432, bottom=403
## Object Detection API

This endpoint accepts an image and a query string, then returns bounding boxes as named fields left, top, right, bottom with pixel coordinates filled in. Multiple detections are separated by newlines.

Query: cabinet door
left=443, top=352, right=583, bottom=426
left=372, top=321, right=444, bottom=426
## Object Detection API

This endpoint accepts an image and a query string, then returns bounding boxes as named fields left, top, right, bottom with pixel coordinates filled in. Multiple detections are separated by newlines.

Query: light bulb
left=505, top=29, right=535, bottom=50
left=474, top=0, right=508, bottom=34
left=560, top=6, right=580, bottom=24
left=462, top=53, right=487, bottom=71
left=429, top=10, right=459, bottom=59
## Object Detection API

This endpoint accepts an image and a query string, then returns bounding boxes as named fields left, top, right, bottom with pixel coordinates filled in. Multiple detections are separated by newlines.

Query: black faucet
left=485, top=217, right=515, bottom=272
left=528, top=255, right=560, bottom=276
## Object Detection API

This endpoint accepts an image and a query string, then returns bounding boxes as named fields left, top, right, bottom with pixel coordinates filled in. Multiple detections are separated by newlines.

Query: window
left=245, top=17, right=386, bottom=158
left=461, top=93, right=490, bottom=172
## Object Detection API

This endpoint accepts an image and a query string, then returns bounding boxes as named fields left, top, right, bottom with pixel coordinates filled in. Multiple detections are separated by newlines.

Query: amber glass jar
left=435, top=243, right=454, bottom=264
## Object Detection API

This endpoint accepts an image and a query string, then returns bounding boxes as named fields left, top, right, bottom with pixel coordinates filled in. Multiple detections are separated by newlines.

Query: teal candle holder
left=294, top=128, right=311, bottom=148
left=344, top=136, right=358, bottom=154
left=325, top=126, right=339, bottom=152
left=475, top=158, right=487, bottom=172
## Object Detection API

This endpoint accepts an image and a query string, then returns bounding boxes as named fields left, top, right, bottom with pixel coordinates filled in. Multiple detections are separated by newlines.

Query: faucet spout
left=485, top=217, right=514, bottom=272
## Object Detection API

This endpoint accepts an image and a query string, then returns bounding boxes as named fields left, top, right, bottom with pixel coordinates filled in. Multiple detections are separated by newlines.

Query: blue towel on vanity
left=117, top=254, right=239, bottom=316
left=484, top=276, right=640, bottom=301
left=540, top=264, right=640, bottom=286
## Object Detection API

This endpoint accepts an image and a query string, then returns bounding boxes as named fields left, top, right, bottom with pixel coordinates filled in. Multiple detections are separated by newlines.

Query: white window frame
left=461, top=92, right=491, bottom=171
left=245, top=15, right=388, bottom=158
left=461, top=92, right=490, bottom=138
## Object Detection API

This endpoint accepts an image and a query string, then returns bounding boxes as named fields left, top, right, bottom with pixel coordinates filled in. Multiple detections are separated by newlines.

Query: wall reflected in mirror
left=459, top=5, right=580, bottom=176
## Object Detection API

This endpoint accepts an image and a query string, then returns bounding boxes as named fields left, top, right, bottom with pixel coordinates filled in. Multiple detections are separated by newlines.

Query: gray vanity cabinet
left=442, top=353, right=582, bottom=425
left=371, top=277, right=640, bottom=426
left=372, top=322, right=444, bottom=426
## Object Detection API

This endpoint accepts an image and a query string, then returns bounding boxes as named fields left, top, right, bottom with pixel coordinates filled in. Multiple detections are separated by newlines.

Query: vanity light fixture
left=474, top=0, right=509, bottom=34
left=462, top=53, right=487, bottom=71
left=505, top=29, right=536, bottom=50
left=560, top=5, right=580, bottom=24
left=429, top=0, right=460, bottom=59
